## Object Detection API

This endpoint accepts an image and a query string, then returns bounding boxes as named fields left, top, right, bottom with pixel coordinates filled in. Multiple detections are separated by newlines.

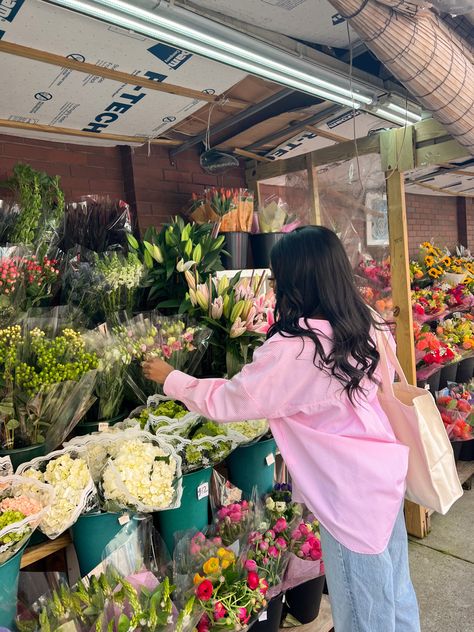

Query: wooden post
left=306, top=153, right=321, bottom=225
left=386, top=169, right=430, bottom=539
left=456, top=197, right=468, bottom=248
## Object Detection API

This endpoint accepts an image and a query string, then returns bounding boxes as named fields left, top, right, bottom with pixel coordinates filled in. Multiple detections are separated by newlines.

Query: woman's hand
left=142, top=358, right=175, bottom=384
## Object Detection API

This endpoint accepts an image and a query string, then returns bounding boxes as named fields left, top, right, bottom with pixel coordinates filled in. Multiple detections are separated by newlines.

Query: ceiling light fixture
left=46, top=0, right=422, bottom=124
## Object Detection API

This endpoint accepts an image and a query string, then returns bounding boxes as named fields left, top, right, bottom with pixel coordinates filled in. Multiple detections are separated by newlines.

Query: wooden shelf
left=457, top=460, right=474, bottom=486
left=21, top=533, right=72, bottom=569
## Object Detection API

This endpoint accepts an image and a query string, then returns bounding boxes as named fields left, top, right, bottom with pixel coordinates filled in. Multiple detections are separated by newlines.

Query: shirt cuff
left=163, top=370, right=195, bottom=399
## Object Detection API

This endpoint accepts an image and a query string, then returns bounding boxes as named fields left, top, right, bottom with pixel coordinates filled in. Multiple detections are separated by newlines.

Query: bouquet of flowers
left=17, top=447, right=98, bottom=539
left=174, top=531, right=267, bottom=630
left=17, top=518, right=197, bottom=632
left=436, top=384, right=474, bottom=441
left=414, top=323, right=459, bottom=379
left=59, top=196, right=132, bottom=253
left=113, top=313, right=210, bottom=403
left=436, top=316, right=474, bottom=353
left=0, top=251, right=60, bottom=321
left=127, top=395, right=201, bottom=438
left=412, top=288, right=448, bottom=322
left=357, top=256, right=393, bottom=318
left=214, top=499, right=261, bottom=548
left=281, top=518, right=324, bottom=591
left=243, top=516, right=290, bottom=598
left=0, top=322, right=98, bottom=451
left=67, top=428, right=183, bottom=514
left=225, top=419, right=269, bottom=445
left=178, top=420, right=240, bottom=473
left=63, top=249, right=144, bottom=324
left=264, top=483, right=302, bottom=528
left=0, top=474, right=53, bottom=563
left=186, top=271, right=275, bottom=377
left=255, top=196, right=300, bottom=234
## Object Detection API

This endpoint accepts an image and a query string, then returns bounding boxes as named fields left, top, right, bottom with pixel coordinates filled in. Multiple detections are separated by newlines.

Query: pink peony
left=274, top=517, right=288, bottom=533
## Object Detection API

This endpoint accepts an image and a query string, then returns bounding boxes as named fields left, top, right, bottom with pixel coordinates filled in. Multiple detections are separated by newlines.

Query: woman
left=143, top=226, right=420, bottom=632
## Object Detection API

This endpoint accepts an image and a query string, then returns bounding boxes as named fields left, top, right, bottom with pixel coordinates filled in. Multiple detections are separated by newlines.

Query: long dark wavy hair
left=267, top=226, right=380, bottom=402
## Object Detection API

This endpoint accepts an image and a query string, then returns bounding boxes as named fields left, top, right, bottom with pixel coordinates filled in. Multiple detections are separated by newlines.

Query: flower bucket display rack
left=245, top=118, right=474, bottom=539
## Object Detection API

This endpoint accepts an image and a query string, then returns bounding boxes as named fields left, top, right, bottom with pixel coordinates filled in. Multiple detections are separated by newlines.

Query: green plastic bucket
left=72, top=512, right=138, bottom=577
left=0, top=544, right=26, bottom=629
left=227, top=437, right=277, bottom=498
left=0, top=443, right=46, bottom=472
left=74, top=411, right=127, bottom=436
left=155, top=468, right=213, bottom=555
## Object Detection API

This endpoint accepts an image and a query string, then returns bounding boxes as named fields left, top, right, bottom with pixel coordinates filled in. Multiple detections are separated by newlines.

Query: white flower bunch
left=102, top=437, right=179, bottom=512
left=19, top=451, right=97, bottom=538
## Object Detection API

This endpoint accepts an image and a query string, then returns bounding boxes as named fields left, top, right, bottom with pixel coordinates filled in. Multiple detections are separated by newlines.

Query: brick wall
left=128, top=145, right=245, bottom=233
left=466, top=198, right=474, bottom=250
left=0, top=134, right=245, bottom=234
left=0, top=134, right=125, bottom=200
left=0, top=133, right=471, bottom=252
left=405, top=193, right=459, bottom=255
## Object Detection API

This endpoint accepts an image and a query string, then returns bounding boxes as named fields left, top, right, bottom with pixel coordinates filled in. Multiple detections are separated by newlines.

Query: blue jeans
left=319, top=504, right=420, bottom=632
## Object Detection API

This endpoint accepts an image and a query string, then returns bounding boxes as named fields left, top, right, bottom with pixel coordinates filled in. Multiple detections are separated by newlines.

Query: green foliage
left=128, top=216, right=225, bottom=312
left=1, top=163, right=65, bottom=250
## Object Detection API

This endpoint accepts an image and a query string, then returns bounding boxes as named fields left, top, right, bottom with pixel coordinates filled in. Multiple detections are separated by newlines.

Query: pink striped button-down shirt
left=164, top=318, right=409, bottom=554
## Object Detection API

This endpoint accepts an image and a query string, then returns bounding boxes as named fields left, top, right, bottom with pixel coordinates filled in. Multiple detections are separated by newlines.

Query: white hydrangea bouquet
left=17, top=448, right=98, bottom=539
left=67, top=428, right=183, bottom=513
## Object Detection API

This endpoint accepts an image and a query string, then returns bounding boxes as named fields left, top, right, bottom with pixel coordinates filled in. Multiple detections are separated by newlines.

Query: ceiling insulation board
left=0, top=0, right=245, bottom=146
left=176, top=0, right=357, bottom=48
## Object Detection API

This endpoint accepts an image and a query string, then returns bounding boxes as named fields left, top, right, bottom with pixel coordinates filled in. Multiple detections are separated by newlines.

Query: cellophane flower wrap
left=17, top=518, right=197, bottom=632
left=414, top=322, right=459, bottom=380
left=281, top=518, right=324, bottom=592
left=0, top=474, right=53, bottom=563
left=67, top=428, right=183, bottom=513
left=436, top=384, right=474, bottom=441
left=112, top=313, right=211, bottom=403
left=213, top=497, right=263, bottom=549
left=0, top=315, right=98, bottom=452
left=185, top=271, right=275, bottom=377
left=62, top=248, right=144, bottom=325
left=175, top=420, right=241, bottom=474
left=173, top=530, right=268, bottom=631
left=17, top=447, right=98, bottom=539
left=357, top=255, right=393, bottom=319
left=125, top=395, right=201, bottom=438
left=225, top=420, right=269, bottom=445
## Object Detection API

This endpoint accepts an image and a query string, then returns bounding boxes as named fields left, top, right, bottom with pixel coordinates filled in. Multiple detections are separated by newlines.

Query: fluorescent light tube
left=46, top=0, right=369, bottom=109
left=385, top=103, right=422, bottom=122
left=374, top=108, right=420, bottom=126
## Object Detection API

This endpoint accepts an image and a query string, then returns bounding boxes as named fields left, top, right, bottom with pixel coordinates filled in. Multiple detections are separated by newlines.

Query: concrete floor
left=409, top=486, right=473, bottom=632
left=281, top=484, right=473, bottom=631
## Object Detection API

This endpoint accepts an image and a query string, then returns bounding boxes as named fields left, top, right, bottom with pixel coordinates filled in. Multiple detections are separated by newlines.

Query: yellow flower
left=440, top=256, right=451, bottom=268
left=203, top=557, right=220, bottom=575
left=428, top=268, right=440, bottom=279
left=221, top=559, right=231, bottom=570
left=217, top=547, right=235, bottom=561
left=194, top=573, right=205, bottom=585
left=424, top=256, right=435, bottom=268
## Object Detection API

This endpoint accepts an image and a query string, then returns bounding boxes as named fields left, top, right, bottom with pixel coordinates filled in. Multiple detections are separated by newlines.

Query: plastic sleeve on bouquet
left=16, top=447, right=99, bottom=539
left=280, top=554, right=324, bottom=592
left=0, top=474, right=54, bottom=564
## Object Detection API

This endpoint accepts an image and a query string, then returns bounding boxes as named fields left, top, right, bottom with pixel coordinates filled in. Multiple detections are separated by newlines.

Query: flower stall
left=0, top=115, right=471, bottom=631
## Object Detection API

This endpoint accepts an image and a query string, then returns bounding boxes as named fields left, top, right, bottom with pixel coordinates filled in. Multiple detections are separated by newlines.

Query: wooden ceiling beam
left=415, top=181, right=474, bottom=197
left=234, top=148, right=273, bottom=163
left=0, top=118, right=181, bottom=145
left=0, top=40, right=248, bottom=109
left=304, top=125, right=349, bottom=143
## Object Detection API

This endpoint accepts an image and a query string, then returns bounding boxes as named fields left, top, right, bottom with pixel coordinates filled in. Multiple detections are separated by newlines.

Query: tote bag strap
left=373, top=324, right=410, bottom=396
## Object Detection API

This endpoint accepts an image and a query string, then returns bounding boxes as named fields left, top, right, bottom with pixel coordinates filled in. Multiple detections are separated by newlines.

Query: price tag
left=265, top=453, right=275, bottom=466
left=197, top=482, right=209, bottom=500
left=118, top=514, right=130, bottom=526
left=258, top=611, right=268, bottom=622
left=282, top=594, right=286, bottom=604
left=98, top=422, right=109, bottom=432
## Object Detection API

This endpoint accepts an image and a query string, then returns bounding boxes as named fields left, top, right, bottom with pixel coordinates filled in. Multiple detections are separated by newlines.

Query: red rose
left=196, top=579, right=214, bottom=601
left=247, top=571, right=260, bottom=590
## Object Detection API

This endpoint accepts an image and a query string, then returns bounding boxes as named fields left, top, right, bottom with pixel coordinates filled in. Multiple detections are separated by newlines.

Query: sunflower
left=428, top=268, right=441, bottom=279
left=424, top=255, right=435, bottom=268
left=440, top=256, right=452, bottom=268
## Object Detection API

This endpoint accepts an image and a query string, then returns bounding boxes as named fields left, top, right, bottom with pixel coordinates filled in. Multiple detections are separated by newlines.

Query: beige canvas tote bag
left=376, top=327, right=463, bottom=514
